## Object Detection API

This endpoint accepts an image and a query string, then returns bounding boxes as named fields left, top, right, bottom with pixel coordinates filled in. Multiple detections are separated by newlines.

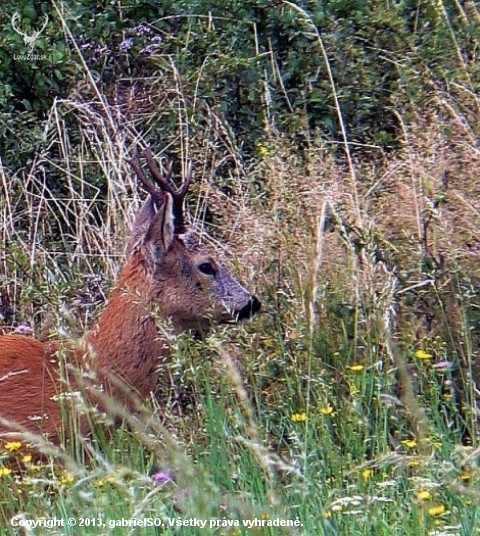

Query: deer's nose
left=236, top=296, right=261, bottom=321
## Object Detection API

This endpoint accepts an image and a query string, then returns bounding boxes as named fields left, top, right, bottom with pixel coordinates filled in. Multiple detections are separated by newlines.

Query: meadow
left=1, top=1, right=480, bottom=534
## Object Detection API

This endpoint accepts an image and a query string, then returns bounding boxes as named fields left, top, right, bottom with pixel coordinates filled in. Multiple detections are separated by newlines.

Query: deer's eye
left=198, top=262, right=216, bottom=276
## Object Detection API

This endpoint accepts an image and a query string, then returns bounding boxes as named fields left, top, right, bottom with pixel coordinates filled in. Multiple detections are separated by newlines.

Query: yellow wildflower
left=416, top=490, right=431, bottom=501
left=94, top=476, right=116, bottom=487
left=256, top=143, right=270, bottom=157
left=22, top=454, right=32, bottom=464
left=428, top=504, right=446, bottom=517
left=4, top=440, right=22, bottom=452
left=28, top=463, right=42, bottom=473
left=349, top=364, right=364, bottom=372
left=415, top=349, right=432, bottom=360
left=401, top=439, right=417, bottom=449
left=58, top=474, right=75, bottom=485
left=424, top=436, right=442, bottom=448
left=0, top=467, right=12, bottom=477
left=361, top=469, right=373, bottom=481
left=319, top=405, right=335, bottom=416
left=348, top=382, right=359, bottom=396
left=291, top=412, right=307, bottom=422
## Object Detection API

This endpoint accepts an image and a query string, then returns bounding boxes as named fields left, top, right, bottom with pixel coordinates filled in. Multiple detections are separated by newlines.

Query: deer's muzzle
left=235, top=296, right=261, bottom=321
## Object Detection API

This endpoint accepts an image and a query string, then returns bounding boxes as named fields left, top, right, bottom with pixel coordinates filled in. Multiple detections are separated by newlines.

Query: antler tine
left=144, top=150, right=178, bottom=197
left=143, top=149, right=193, bottom=232
left=144, top=149, right=192, bottom=199
left=128, top=149, right=165, bottom=203
left=180, top=161, right=193, bottom=197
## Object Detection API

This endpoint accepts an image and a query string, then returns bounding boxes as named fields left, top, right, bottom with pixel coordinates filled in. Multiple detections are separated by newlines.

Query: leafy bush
left=2, top=0, right=478, bottom=168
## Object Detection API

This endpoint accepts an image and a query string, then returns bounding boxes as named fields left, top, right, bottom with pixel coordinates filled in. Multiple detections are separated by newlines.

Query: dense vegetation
left=1, top=1, right=480, bottom=534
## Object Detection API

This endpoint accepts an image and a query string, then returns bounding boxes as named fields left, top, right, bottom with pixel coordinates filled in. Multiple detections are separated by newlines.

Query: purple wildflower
left=119, top=38, right=133, bottom=52
left=13, top=322, right=33, bottom=334
left=152, top=469, right=174, bottom=484
left=134, top=23, right=154, bottom=37
left=432, top=360, right=454, bottom=371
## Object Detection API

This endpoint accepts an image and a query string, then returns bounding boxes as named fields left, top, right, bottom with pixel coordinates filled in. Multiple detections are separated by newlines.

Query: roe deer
left=0, top=149, right=260, bottom=453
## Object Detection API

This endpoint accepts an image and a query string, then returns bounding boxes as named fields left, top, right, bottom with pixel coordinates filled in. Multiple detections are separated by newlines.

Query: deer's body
left=0, top=150, right=260, bottom=450
left=0, top=335, right=64, bottom=436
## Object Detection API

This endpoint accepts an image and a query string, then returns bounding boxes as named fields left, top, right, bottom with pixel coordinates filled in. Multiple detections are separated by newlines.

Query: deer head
left=123, top=149, right=261, bottom=331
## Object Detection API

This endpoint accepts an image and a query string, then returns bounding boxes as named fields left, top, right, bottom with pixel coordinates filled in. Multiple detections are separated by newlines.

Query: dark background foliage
left=1, top=0, right=478, bottom=169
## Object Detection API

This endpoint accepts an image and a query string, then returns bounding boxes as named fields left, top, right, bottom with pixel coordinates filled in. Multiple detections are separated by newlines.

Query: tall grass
left=2, top=26, right=480, bottom=536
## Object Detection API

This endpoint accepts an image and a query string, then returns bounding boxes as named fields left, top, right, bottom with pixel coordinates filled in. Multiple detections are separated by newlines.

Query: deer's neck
left=86, top=261, right=168, bottom=399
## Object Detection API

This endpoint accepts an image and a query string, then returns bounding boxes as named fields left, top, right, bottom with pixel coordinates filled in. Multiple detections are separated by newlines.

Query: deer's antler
left=129, top=149, right=192, bottom=233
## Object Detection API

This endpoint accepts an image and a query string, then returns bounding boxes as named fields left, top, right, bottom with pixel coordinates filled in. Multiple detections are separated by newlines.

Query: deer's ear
left=129, top=193, right=175, bottom=261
